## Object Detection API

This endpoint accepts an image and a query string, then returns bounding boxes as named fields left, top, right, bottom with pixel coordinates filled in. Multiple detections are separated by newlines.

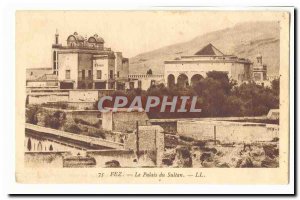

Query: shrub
left=44, top=111, right=66, bottom=129
left=26, top=105, right=40, bottom=124
left=59, top=103, right=68, bottom=109
left=87, top=127, right=106, bottom=139
left=74, top=118, right=101, bottom=128
left=271, top=137, right=279, bottom=142
left=74, top=118, right=89, bottom=125
left=105, top=160, right=120, bottom=168
left=44, top=115, right=60, bottom=129
left=193, top=140, right=206, bottom=148
left=53, top=111, right=66, bottom=120
left=179, top=135, right=194, bottom=142
left=64, top=123, right=81, bottom=134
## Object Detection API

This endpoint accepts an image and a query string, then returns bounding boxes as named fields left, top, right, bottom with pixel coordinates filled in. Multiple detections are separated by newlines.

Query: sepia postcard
left=15, top=9, right=292, bottom=185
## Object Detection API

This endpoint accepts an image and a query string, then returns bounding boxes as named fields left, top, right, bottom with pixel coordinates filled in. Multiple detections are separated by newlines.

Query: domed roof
left=67, top=32, right=85, bottom=42
left=88, top=34, right=104, bottom=43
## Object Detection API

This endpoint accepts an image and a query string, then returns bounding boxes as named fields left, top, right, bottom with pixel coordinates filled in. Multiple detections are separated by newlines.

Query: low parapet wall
left=177, top=120, right=279, bottom=143
left=87, top=150, right=155, bottom=167
left=25, top=151, right=71, bottom=168
left=128, top=74, right=164, bottom=79
left=27, top=89, right=114, bottom=105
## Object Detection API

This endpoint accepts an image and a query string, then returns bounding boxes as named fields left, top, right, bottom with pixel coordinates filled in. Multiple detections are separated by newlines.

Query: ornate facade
left=52, top=31, right=129, bottom=89
left=164, top=44, right=253, bottom=87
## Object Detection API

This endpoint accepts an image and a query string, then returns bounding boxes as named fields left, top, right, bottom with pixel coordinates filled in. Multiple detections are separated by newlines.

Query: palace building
left=164, top=43, right=254, bottom=87
left=52, top=31, right=129, bottom=90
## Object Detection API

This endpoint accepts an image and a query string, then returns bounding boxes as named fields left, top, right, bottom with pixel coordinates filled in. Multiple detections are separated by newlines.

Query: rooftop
left=194, top=43, right=225, bottom=56
left=164, top=43, right=252, bottom=64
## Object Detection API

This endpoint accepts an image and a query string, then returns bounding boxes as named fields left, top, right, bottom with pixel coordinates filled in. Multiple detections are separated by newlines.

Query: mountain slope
left=129, top=21, right=280, bottom=76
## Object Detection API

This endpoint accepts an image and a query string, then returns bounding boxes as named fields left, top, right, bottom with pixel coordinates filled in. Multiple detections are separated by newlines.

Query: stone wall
left=67, top=110, right=102, bottom=125
left=25, top=150, right=156, bottom=168
left=87, top=150, right=137, bottom=167
left=128, top=74, right=164, bottom=90
left=177, top=120, right=279, bottom=143
left=28, top=94, right=69, bottom=104
left=125, top=125, right=165, bottom=166
left=102, top=111, right=113, bottom=131
left=27, top=81, right=58, bottom=88
left=69, top=90, right=98, bottom=102
left=25, top=152, right=70, bottom=168
left=102, top=109, right=149, bottom=132
left=66, top=102, right=95, bottom=110
left=150, top=121, right=177, bottom=133
left=27, top=89, right=113, bottom=106
left=26, top=68, right=53, bottom=80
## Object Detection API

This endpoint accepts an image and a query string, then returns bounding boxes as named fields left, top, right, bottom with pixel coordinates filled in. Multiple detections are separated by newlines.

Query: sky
left=16, top=11, right=284, bottom=69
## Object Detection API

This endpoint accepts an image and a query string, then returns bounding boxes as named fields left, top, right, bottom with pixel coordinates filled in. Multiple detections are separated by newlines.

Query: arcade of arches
left=167, top=73, right=204, bottom=88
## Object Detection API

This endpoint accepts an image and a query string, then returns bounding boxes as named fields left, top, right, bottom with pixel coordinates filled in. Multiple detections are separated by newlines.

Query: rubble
left=174, top=146, right=193, bottom=168
left=263, top=144, right=279, bottom=159
left=105, top=160, right=121, bottom=168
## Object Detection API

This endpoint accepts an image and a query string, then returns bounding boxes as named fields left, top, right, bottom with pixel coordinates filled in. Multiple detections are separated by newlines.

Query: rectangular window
left=117, top=71, right=120, bottom=78
left=110, top=70, right=113, bottom=79
left=65, top=70, right=70, bottom=79
left=53, top=51, right=57, bottom=60
left=253, top=73, right=262, bottom=81
left=82, top=70, right=85, bottom=80
left=129, top=82, right=134, bottom=89
left=88, top=70, right=92, bottom=78
left=97, top=70, right=102, bottom=79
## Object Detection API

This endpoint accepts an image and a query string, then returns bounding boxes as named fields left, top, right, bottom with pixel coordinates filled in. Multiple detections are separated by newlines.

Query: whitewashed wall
left=177, top=120, right=279, bottom=143
left=58, top=53, right=78, bottom=87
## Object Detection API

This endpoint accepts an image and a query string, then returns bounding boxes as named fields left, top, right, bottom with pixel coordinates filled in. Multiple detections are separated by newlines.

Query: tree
left=206, top=71, right=236, bottom=94
left=64, top=123, right=81, bottom=134
left=44, top=111, right=66, bottom=129
left=26, top=105, right=39, bottom=124
left=271, top=78, right=280, bottom=96
left=27, top=138, right=32, bottom=151
left=231, top=82, right=279, bottom=116
left=193, top=77, right=229, bottom=117
left=104, top=71, right=279, bottom=118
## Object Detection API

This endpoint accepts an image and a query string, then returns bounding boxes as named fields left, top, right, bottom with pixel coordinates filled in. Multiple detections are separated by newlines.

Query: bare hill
left=129, top=21, right=280, bottom=76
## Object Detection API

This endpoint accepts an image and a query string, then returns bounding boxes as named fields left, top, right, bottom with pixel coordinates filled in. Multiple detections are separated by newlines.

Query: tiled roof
left=195, top=43, right=224, bottom=56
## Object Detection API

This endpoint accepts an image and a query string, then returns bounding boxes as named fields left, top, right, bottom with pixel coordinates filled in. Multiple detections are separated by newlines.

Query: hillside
left=129, top=21, right=280, bottom=76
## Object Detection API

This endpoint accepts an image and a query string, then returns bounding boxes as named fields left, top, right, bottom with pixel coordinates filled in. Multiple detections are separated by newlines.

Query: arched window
left=191, top=74, right=203, bottom=87
left=177, top=74, right=189, bottom=88
left=167, top=74, right=175, bottom=88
